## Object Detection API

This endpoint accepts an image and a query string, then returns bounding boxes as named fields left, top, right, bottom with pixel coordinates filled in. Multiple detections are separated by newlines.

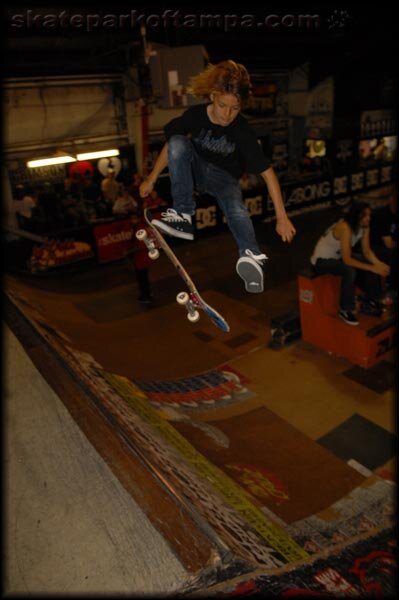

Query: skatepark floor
left=4, top=206, right=396, bottom=595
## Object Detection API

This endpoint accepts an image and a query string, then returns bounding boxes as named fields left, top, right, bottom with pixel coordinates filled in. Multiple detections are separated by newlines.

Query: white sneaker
left=236, top=250, right=268, bottom=293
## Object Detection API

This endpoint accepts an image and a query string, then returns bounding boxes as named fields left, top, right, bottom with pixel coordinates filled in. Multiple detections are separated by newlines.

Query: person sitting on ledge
left=369, top=190, right=398, bottom=302
left=310, top=202, right=390, bottom=326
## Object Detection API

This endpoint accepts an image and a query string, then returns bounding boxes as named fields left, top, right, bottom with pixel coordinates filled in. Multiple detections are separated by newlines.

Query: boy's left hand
left=276, top=217, right=296, bottom=242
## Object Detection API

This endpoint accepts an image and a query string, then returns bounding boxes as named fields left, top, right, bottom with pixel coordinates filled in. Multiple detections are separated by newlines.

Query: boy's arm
left=260, top=167, right=296, bottom=242
left=140, top=144, right=169, bottom=198
left=140, top=108, right=193, bottom=197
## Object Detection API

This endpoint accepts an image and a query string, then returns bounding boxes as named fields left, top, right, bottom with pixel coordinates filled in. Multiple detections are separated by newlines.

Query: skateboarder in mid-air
left=140, top=60, right=296, bottom=293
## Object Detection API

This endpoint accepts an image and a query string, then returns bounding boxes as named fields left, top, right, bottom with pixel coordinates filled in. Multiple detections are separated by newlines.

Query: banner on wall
left=7, top=161, right=67, bottom=187
left=193, top=164, right=396, bottom=232
left=93, top=218, right=134, bottom=263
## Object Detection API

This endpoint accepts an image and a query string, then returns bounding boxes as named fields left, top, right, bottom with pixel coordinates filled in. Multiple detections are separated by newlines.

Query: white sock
left=182, top=213, right=192, bottom=224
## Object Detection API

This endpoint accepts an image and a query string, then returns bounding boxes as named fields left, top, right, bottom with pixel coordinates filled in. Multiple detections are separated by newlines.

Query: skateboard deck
left=136, top=209, right=230, bottom=332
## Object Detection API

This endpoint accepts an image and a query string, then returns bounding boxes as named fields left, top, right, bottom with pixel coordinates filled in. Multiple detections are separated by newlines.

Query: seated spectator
left=101, top=168, right=122, bottom=206
left=82, top=174, right=110, bottom=219
left=62, top=193, right=90, bottom=227
left=369, top=191, right=397, bottom=296
left=35, top=182, right=65, bottom=232
left=13, top=185, right=36, bottom=230
left=64, top=171, right=84, bottom=199
left=112, top=187, right=138, bottom=215
left=310, top=202, right=390, bottom=326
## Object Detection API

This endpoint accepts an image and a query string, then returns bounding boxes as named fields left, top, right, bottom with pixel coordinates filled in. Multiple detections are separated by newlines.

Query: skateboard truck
left=136, top=228, right=200, bottom=323
left=136, top=228, right=160, bottom=260
left=176, top=292, right=200, bottom=323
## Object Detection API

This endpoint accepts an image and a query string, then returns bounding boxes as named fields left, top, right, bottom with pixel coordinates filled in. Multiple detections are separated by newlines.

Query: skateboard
left=136, top=209, right=230, bottom=332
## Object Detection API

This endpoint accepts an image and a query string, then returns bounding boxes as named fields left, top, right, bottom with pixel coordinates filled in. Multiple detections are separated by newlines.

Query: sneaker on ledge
left=338, top=309, right=359, bottom=326
left=236, top=249, right=268, bottom=293
left=151, top=209, right=194, bottom=240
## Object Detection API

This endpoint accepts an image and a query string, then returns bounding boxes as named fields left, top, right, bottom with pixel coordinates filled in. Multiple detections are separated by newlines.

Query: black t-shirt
left=370, top=205, right=398, bottom=246
left=164, top=104, right=270, bottom=179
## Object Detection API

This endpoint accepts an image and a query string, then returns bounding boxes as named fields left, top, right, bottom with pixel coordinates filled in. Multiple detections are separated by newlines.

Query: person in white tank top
left=310, top=202, right=390, bottom=325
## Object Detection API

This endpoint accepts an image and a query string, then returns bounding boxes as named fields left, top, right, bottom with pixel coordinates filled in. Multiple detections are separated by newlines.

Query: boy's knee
left=168, top=135, right=190, bottom=160
left=227, top=204, right=247, bottom=219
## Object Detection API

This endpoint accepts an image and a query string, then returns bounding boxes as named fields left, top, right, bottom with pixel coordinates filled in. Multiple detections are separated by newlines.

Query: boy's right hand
left=139, top=180, right=154, bottom=198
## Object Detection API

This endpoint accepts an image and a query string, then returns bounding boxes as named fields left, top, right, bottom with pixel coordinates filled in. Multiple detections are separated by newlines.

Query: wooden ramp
left=4, top=278, right=396, bottom=595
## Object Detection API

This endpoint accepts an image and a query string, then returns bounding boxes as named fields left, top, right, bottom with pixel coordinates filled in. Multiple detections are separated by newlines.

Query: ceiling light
left=27, top=156, right=76, bottom=168
left=76, top=149, right=120, bottom=160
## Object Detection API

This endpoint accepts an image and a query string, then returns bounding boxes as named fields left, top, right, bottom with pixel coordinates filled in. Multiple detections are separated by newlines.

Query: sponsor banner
left=281, top=165, right=394, bottom=214
left=193, top=165, right=396, bottom=233
left=93, top=218, right=134, bottom=263
left=194, top=193, right=266, bottom=232
left=281, top=177, right=331, bottom=213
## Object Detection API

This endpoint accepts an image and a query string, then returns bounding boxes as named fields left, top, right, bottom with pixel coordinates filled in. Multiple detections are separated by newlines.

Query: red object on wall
left=298, top=272, right=396, bottom=369
left=68, top=161, right=94, bottom=178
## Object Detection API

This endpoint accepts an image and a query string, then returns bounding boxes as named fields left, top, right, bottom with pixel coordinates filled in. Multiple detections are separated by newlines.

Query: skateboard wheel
left=176, top=292, right=189, bottom=305
left=187, top=310, right=200, bottom=323
left=136, top=229, right=147, bottom=241
left=149, top=249, right=159, bottom=260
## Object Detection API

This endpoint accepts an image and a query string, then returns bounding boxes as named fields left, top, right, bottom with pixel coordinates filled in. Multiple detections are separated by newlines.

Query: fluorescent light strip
left=77, top=149, right=120, bottom=160
left=27, top=156, right=76, bottom=168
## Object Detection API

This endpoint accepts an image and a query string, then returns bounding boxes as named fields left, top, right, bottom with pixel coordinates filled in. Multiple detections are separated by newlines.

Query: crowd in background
left=13, top=168, right=169, bottom=235
left=11, top=166, right=397, bottom=309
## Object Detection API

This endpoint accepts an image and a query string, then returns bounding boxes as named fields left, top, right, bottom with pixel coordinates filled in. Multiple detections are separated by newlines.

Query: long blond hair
left=187, top=60, right=251, bottom=100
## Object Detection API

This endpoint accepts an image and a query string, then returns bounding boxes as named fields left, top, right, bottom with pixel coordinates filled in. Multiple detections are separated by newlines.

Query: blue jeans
left=313, top=255, right=382, bottom=311
left=168, top=135, right=261, bottom=257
